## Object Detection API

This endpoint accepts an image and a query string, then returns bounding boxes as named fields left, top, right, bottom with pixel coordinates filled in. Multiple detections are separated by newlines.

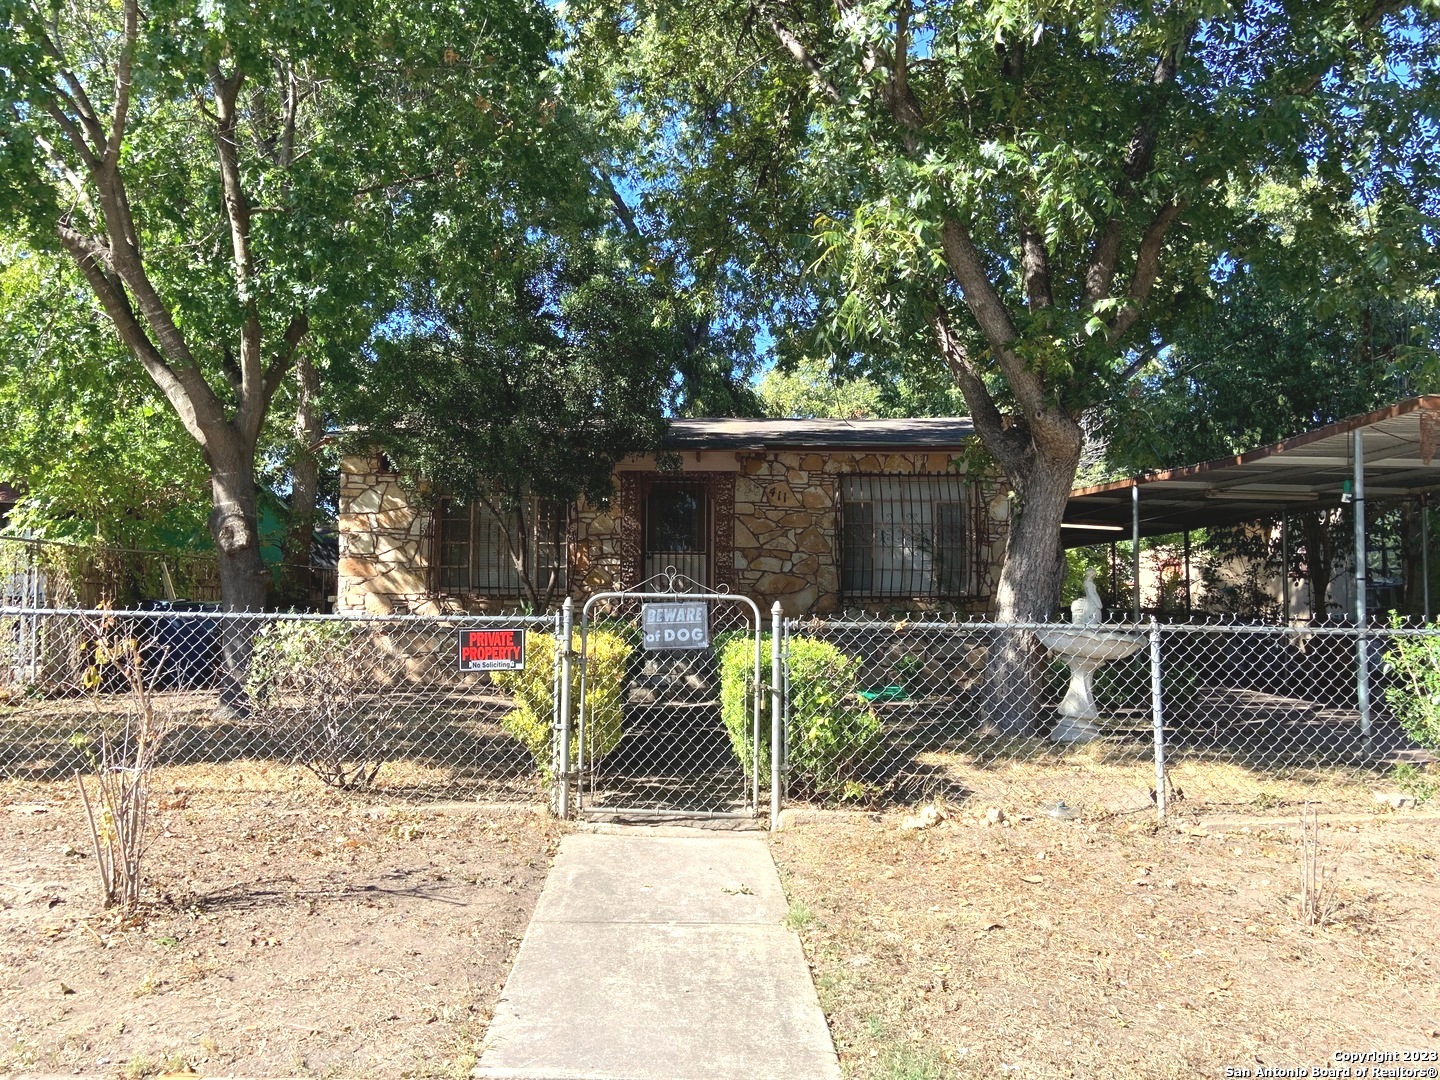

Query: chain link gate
left=553, top=571, right=770, bottom=820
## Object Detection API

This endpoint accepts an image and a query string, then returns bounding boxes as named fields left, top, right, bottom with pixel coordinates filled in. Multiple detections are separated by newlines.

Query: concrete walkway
left=472, top=828, right=841, bottom=1080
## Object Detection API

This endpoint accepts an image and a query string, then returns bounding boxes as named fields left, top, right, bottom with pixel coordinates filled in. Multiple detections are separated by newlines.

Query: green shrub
left=492, top=629, right=632, bottom=776
left=717, top=632, right=881, bottom=798
left=1390, top=763, right=1438, bottom=805
left=1383, top=616, right=1440, bottom=752
left=245, top=620, right=391, bottom=790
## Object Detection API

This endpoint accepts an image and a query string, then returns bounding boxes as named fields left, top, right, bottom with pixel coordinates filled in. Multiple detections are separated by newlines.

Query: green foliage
left=344, top=243, right=677, bottom=540
left=570, top=0, right=1439, bottom=621
left=716, top=632, right=880, bottom=799
left=245, top=621, right=389, bottom=789
left=1390, top=763, right=1439, bottom=806
left=0, top=246, right=208, bottom=549
left=756, top=354, right=966, bottom=420
left=1101, top=259, right=1439, bottom=477
left=894, top=653, right=925, bottom=689
left=573, top=0, right=1438, bottom=420
left=1382, top=617, right=1440, bottom=753
left=0, top=0, right=585, bottom=606
left=784, top=901, right=815, bottom=931
left=492, top=630, right=632, bottom=776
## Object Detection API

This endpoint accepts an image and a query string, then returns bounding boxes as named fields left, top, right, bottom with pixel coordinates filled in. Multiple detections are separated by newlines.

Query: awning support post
left=1132, top=484, right=1141, bottom=621
left=1281, top=514, right=1291, bottom=626
left=1183, top=529, right=1192, bottom=617
left=1354, top=431, right=1371, bottom=745
left=1109, top=541, right=1118, bottom=607
left=1422, top=494, right=1431, bottom=621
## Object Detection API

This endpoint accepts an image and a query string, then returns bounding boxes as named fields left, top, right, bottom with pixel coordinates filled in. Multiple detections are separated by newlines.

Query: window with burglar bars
left=437, top=498, right=569, bottom=595
left=841, top=475, right=968, bottom=600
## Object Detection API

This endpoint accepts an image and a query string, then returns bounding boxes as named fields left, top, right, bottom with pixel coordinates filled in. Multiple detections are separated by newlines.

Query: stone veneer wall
left=729, top=450, right=1007, bottom=616
left=337, top=449, right=1010, bottom=616
left=337, top=455, right=438, bottom=614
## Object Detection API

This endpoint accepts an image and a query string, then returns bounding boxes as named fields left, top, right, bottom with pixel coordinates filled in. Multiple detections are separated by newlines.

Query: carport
left=1064, top=395, right=1440, bottom=625
left=1064, top=397, right=1440, bottom=742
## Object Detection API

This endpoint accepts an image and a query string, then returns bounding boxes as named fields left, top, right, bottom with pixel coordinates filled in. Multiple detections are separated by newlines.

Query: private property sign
left=642, top=602, right=710, bottom=650
left=457, top=628, right=527, bottom=671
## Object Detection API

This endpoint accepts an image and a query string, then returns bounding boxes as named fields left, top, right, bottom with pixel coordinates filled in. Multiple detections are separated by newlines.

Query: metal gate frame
left=552, top=575, right=784, bottom=824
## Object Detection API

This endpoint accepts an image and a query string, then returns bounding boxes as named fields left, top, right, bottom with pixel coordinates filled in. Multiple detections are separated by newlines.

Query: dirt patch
left=772, top=806, right=1440, bottom=1078
left=0, top=782, right=561, bottom=1078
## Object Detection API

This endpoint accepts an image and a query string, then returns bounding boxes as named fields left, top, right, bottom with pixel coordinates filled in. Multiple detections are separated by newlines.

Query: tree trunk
left=983, top=414, right=1083, bottom=736
left=278, top=353, right=322, bottom=610
left=208, top=441, right=268, bottom=711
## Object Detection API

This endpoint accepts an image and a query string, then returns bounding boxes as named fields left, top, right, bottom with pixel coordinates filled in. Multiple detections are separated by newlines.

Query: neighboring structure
left=338, top=418, right=1010, bottom=616
left=1063, top=396, right=1440, bottom=623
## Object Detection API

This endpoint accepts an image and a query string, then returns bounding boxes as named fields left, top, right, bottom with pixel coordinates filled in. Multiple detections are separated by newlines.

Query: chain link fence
left=780, top=617, right=1439, bottom=818
left=0, top=607, right=554, bottom=803
left=574, top=590, right=765, bottom=818
left=3, top=605, right=1436, bottom=820
left=0, top=534, right=336, bottom=611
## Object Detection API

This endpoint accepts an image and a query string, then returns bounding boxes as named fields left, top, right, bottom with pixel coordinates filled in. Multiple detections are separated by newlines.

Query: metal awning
left=1064, top=395, right=1440, bottom=546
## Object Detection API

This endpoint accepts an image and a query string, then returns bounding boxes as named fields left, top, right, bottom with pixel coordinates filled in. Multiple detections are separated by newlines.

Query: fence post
left=557, top=597, right=575, bottom=818
left=770, top=601, right=783, bottom=830
left=1149, top=617, right=1166, bottom=822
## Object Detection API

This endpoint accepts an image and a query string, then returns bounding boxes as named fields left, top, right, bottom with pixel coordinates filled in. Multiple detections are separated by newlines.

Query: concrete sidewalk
left=471, top=828, right=841, bottom=1080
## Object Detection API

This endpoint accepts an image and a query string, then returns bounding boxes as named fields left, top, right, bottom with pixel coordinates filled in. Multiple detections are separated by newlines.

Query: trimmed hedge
left=717, top=631, right=880, bottom=799
left=492, top=629, right=632, bottom=777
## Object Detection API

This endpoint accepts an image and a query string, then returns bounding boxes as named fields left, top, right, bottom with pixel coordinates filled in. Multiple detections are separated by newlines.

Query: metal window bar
left=840, top=474, right=968, bottom=601
left=438, top=497, right=569, bottom=597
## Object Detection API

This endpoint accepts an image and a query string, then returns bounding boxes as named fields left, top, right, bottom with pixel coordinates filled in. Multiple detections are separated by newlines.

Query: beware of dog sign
left=457, top=628, right=527, bottom=671
left=641, top=602, right=710, bottom=650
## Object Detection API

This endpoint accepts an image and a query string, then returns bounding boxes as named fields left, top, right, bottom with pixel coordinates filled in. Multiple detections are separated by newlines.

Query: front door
left=643, top=479, right=709, bottom=589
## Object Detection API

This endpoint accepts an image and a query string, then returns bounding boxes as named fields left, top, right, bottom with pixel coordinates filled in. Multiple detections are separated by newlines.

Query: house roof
left=1063, top=395, right=1440, bottom=547
left=662, top=417, right=975, bottom=451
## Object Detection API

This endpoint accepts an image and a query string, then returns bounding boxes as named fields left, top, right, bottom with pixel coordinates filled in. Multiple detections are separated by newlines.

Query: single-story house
left=336, top=417, right=1010, bottom=617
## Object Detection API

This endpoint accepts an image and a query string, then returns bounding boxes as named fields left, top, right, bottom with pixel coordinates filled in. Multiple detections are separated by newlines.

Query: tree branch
left=1108, top=200, right=1184, bottom=340
left=1288, top=0, right=1403, bottom=97
left=38, top=94, right=101, bottom=174
left=599, top=171, right=641, bottom=238
left=32, top=22, right=108, bottom=155
left=259, top=313, right=311, bottom=420
left=281, top=59, right=299, bottom=169
left=351, top=168, right=443, bottom=199
left=105, top=0, right=138, bottom=168
left=55, top=224, right=215, bottom=444
left=763, top=9, right=842, bottom=103
left=1114, top=338, right=1163, bottom=386
left=207, top=61, right=264, bottom=416
left=930, top=306, right=1030, bottom=484
left=1084, top=26, right=1194, bottom=303
left=1021, top=223, right=1053, bottom=310
left=937, top=220, right=1046, bottom=417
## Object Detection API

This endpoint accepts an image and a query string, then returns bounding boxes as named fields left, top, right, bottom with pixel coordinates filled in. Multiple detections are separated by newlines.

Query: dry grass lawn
left=772, top=806, right=1440, bottom=1079
left=0, top=779, right=562, bottom=1078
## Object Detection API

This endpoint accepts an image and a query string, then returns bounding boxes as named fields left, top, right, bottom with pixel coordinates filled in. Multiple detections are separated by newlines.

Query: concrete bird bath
left=1038, top=570, right=1144, bottom=744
